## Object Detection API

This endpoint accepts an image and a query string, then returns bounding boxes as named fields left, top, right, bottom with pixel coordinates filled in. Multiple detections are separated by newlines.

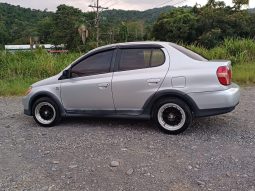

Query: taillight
left=217, top=66, right=232, bottom=86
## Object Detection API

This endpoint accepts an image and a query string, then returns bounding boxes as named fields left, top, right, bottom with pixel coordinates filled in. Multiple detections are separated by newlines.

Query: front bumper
left=22, top=95, right=32, bottom=116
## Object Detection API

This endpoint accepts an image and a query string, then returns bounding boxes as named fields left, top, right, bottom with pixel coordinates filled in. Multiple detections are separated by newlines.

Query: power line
left=151, top=0, right=187, bottom=11
left=107, top=1, right=120, bottom=9
left=88, top=0, right=187, bottom=45
left=138, top=0, right=187, bottom=19
left=103, top=0, right=187, bottom=44
left=101, top=0, right=115, bottom=6
left=154, top=0, right=176, bottom=8
left=106, top=0, right=179, bottom=11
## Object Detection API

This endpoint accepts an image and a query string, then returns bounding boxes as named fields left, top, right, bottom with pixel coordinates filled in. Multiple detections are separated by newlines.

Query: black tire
left=32, top=97, right=61, bottom=127
left=152, top=98, right=193, bottom=135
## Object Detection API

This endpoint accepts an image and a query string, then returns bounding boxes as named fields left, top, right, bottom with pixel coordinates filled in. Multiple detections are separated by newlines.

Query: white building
left=4, top=44, right=58, bottom=51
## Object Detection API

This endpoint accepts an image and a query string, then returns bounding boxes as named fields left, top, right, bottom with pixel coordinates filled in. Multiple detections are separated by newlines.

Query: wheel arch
left=142, top=90, right=199, bottom=117
left=28, top=91, right=65, bottom=116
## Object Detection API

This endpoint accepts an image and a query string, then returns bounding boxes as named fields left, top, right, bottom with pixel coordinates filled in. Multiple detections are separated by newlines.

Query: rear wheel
left=32, top=97, right=61, bottom=127
left=153, top=98, right=193, bottom=134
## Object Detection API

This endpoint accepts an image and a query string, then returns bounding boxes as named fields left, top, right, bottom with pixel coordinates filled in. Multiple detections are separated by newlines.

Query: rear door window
left=151, top=49, right=165, bottom=67
left=118, top=48, right=165, bottom=72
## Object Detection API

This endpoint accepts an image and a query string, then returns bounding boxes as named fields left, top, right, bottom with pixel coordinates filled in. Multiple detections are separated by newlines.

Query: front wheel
left=153, top=98, right=193, bottom=134
left=32, top=97, right=61, bottom=127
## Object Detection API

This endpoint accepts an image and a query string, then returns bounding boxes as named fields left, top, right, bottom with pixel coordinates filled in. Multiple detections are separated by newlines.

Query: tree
left=0, top=22, right=9, bottom=45
left=152, top=0, right=253, bottom=48
left=52, top=5, right=84, bottom=50
left=38, top=17, right=54, bottom=44
left=233, top=0, right=249, bottom=10
left=194, top=1, right=251, bottom=47
left=119, top=22, right=128, bottom=42
left=125, top=21, right=144, bottom=41
left=152, top=9, right=197, bottom=43
left=249, top=13, right=255, bottom=38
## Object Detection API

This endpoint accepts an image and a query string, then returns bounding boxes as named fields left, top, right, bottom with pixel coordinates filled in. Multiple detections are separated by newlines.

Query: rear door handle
left=98, top=83, right=110, bottom=89
left=147, top=79, right=161, bottom=85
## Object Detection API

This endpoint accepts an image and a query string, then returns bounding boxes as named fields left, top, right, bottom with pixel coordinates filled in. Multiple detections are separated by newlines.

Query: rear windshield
left=170, top=43, right=208, bottom=61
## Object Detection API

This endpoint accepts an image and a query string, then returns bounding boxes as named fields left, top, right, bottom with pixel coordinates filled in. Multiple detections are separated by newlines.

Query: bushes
left=0, top=50, right=80, bottom=80
left=0, top=39, right=254, bottom=96
left=0, top=50, right=81, bottom=95
left=188, top=38, right=255, bottom=65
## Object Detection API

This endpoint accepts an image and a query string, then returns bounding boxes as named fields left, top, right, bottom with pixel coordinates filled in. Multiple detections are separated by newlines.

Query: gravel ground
left=0, top=87, right=255, bottom=191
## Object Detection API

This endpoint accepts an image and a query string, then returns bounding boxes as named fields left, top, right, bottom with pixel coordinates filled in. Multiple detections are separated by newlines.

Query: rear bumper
left=194, top=105, right=238, bottom=118
left=188, top=83, right=240, bottom=110
left=188, top=83, right=240, bottom=117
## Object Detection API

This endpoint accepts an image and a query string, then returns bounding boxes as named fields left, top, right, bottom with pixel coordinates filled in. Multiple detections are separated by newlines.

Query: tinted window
left=151, top=49, right=165, bottom=67
left=119, top=48, right=165, bottom=71
left=71, top=50, right=113, bottom=77
left=170, top=43, right=208, bottom=61
left=119, top=49, right=150, bottom=71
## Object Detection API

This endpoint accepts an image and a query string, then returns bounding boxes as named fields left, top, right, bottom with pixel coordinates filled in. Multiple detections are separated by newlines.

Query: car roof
left=90, top=41, right=171, bottom=53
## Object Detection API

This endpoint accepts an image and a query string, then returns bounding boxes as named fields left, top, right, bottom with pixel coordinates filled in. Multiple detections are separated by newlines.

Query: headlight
left=25, top=86, right=32, bottom=95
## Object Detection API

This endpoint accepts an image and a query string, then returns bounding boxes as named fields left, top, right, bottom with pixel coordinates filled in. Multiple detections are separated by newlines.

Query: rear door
left=112, top=47, right=170, bottom=113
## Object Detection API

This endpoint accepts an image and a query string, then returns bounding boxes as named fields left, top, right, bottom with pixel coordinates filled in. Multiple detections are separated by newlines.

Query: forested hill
left=0, top=3, right=53, bottom=45
left=101, top=6, right=177, bottom=24
left=0, top=2, right=176, bottom=24
left=0, top=3, right=51, bottom=20
left=1, top=2, right=254, bottom=48
left=0, top=2, right=177, bottom=45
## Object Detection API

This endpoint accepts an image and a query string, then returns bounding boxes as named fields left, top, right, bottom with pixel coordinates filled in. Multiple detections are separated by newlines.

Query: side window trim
left=148, top=49, right=153, bottom=67
left=113, top=48, right=122, bottom=72
left=110, top=49, right=118, bottom=72
left=70, top=49, right=116, bottom=78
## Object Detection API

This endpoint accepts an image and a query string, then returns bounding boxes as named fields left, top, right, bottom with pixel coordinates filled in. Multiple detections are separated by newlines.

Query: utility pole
left=89, top=0, right=108, bottom=47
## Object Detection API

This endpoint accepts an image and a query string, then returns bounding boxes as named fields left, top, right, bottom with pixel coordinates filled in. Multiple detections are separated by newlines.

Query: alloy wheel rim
left=157, top=103, right=186, bottom=131
left=35, top=102, right=56, bottom=125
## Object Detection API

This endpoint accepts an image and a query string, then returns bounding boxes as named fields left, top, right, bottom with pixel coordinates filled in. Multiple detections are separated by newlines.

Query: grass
left=0, top=39, right=255, bottom=96
left=0, top=49, right=81, bottom=96
left=0, top=77, right=38, bottom=95
left=232, top=63, right=255, bottom=84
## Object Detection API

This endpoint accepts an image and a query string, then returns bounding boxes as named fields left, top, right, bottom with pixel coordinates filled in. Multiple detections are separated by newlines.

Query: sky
left=0, top=0, right=254, bottom=11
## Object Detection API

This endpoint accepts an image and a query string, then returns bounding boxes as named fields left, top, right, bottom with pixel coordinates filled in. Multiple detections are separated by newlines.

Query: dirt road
left=0, top=87, right=254, bottom=191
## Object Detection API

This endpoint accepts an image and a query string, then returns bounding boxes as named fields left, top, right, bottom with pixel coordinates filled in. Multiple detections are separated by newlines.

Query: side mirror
left=59, top=69, right=70, bottom=80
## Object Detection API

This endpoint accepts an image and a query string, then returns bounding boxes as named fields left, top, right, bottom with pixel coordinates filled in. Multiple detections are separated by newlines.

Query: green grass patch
left=232, top=63, right=255, bottom=85
left=0, top=78, right=39, bottom=96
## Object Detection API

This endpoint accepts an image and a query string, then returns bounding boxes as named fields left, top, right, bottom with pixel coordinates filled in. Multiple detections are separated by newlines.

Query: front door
left=60, top=50, right=115, bottom=111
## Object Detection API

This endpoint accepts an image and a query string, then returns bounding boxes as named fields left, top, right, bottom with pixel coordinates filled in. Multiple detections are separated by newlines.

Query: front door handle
left=98, top=83, right=110, bottom=89
left=147, top=79, right=161, bottom=85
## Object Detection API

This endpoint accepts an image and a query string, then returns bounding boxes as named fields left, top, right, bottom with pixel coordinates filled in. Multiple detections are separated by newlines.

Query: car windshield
left=170, top=43, right=208, bottom=61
